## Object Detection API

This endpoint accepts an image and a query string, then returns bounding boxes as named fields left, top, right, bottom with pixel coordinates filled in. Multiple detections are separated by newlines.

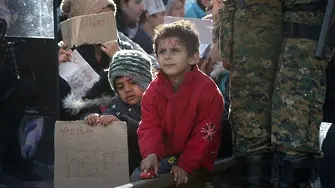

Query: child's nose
left=164, top=51, right=172, bottom=59
left=124, top=85, right=132, bottom=92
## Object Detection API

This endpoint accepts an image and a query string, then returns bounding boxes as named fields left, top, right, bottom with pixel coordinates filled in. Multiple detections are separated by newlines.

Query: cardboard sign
left=164, top=16, right=213, bottom=45
left=54, top=121, right=129, bottom=188
left=59, top=50, right=100, bottom=99
left=61, top=11, right=117, bottom=48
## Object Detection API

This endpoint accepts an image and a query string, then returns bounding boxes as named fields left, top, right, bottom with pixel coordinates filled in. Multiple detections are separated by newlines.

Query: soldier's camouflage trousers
left=219, top=0, right=328, bottom=157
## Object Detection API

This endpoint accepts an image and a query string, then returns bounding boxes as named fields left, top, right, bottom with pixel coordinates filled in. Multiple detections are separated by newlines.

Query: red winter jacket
left=137, top=66, right=224, bottom=173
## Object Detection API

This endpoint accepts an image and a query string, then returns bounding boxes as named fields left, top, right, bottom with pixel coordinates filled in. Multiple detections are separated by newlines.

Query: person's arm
left=185, top=8, right=197, bottom=18
left=177, top=83, right=224, bottom=173
left=137, top=86, right=166, bottom=159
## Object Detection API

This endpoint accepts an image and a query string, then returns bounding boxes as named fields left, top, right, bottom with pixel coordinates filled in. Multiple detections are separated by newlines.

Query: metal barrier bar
left=115, top=157, right=238, bottom=188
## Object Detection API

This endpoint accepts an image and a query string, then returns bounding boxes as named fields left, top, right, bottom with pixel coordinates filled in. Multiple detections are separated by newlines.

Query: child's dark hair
left=153, top=20, right=200, bottom=56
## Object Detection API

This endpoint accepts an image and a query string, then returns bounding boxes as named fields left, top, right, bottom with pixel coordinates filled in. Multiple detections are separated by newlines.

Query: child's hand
left=99, top=115, right=119, bottom=126
left=84, top=114, right=100, bottom=126
left=170, top=166, right=188, bottom=187
left=140, top=154, right=159, bottom=175
left=101, top=40, right=120, bottom=58
left=58, top=42, right=72, bottom=64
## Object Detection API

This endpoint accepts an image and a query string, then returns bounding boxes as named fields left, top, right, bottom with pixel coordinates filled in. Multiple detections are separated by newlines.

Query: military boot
left=241, top=153, right=273, bottom=188
left=278, top=155, right=314, bottom=188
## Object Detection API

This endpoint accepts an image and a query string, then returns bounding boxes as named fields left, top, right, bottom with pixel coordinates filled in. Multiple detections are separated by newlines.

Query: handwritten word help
left=62, top=151, right=115, bottom=178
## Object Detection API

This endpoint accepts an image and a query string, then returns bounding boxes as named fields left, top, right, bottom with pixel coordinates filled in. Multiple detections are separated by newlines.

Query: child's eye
left=116, top=86, right=124, bottom=90
left=172, top=48, right=179, bottom=52
left=158, top=49, right=166, bottom=54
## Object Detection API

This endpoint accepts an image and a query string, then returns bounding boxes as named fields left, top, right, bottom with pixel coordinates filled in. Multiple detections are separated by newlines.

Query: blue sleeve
left=185, top=8, right=197, bottom=18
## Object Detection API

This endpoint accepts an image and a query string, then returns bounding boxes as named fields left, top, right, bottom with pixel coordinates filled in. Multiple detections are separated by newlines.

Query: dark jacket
left=131, top=26, right=154, bottom=54
left=116, top=10, right=127, bottom=37
left=102, top=97, right=142, bottom=174
left=323, top=24, right=335, bottom=123
left=323, top=57, right=335, bottom=123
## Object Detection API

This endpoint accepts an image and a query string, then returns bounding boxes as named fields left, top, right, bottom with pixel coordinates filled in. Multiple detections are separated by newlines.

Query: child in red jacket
left=131, top=20, right=224, bottom=186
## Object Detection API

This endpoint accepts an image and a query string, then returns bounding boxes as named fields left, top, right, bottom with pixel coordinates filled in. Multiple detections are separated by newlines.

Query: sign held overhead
left=61, top=11, right=117, bottom=49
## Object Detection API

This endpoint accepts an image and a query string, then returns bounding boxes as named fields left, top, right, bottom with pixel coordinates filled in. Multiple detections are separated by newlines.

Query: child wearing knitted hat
left=84, top=50, right=153, bottom=175
left=59, top=0, right=159, bottom=121
left=131, top=20, right=224, bottom=186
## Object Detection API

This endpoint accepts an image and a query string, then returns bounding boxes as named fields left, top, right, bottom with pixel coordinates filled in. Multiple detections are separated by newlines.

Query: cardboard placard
left=54, top=121, right=129, bottom=188
left=61, top=11, right=117, bottom=48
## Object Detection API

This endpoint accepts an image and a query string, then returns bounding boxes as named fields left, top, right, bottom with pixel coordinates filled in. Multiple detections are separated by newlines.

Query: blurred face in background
left=148, top=11, right=165, bottom=27
left=168, top=0, right=184, bottom=17
left=121, top=0, right=145, bottom=27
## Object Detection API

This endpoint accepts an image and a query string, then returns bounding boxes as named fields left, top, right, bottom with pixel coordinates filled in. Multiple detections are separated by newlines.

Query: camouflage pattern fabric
left=272, top=4, right=327, bottom=156
left=218, top=0, right=327, bottom=157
